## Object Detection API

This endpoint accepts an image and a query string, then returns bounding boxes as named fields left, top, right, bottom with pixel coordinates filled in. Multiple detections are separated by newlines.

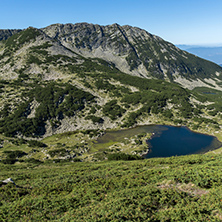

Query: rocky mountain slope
left=42, top=23, right=222, bottom=90
left=1, top=23, right=222, bottom=89
left=0, top=24, right=221, bottom=139
left=0, top=29, right=22, bottom=41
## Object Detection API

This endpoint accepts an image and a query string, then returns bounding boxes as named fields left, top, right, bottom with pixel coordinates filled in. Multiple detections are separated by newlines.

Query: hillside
left=1, top=154, right=222, bottom=221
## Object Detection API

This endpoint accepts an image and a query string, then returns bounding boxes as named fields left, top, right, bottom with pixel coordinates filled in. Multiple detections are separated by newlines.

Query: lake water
left=145, top=125, right=221, bottom=158
left=96, top=125, right=221, bottom=158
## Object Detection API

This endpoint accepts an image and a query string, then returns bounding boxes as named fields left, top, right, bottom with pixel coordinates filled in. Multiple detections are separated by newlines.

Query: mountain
left=177, top=44, right=222, bottom=65
left=0, top=23, right=221, bottom=139
left=42, top=23, right=222, bottom=90
left=1, top=24, right=222, bottom=89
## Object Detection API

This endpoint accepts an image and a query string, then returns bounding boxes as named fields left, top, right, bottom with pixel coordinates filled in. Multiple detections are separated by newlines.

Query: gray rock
left=2, top=178, right=15, bottom=184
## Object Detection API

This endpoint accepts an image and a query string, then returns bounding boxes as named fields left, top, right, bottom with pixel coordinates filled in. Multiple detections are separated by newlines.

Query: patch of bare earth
left=157, top=180, right=209, bottom=197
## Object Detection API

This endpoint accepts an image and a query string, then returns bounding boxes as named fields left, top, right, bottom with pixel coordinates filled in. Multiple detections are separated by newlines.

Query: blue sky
left=1, top=0, right=222, bottom=45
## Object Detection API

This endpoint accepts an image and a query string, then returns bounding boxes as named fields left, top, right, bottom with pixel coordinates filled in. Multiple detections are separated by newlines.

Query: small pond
left=96, top=125, right=221, bottom=158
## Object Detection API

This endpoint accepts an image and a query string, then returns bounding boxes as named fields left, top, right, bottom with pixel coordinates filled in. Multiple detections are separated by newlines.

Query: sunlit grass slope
left=1, top=154, right=222, bottom=221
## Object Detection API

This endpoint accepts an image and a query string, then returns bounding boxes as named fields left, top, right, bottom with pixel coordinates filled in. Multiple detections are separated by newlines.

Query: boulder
left=2, top=178, right=15, bottom=185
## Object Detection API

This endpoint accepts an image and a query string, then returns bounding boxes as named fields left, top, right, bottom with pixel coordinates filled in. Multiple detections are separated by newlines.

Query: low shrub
left=107, top=153, right=144, bottom=161
left=2, top=158, right=17, bottom=164
left=27, top=140, right=47, bottom=148
left=3, top=150, right=27, bottom=159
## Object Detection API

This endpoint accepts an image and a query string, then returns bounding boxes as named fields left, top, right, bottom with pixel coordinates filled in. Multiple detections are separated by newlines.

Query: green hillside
left=1, top=154, right=222, bottom=221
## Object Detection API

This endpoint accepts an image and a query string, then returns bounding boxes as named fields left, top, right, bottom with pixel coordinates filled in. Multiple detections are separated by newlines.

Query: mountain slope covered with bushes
left=1, top=153, right=222, bottom=221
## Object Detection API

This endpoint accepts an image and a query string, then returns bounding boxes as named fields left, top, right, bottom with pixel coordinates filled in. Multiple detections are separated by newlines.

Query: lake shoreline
left=104, top=122, right=222, bottom=141
left=95, top=124, right=222, bottom=159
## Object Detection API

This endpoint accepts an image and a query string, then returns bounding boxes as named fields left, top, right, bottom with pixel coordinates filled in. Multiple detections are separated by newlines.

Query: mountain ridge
left=41, top=23, right=222, bottom=89
left=1, top=23, right=222, bottom=90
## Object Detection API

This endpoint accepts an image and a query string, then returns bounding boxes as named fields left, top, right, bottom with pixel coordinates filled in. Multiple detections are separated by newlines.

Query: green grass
left=193, top=87, right=222, bottom=101
left=91, top=141, right=118, bottom=152
left=1, top=154, right=222, bottom=221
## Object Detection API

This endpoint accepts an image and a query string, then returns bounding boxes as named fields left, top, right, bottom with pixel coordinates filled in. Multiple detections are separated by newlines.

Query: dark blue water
left=145, top=125, right=221, bottom=158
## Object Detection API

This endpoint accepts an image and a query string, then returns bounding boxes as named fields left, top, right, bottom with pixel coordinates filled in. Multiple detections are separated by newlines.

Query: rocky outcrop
left=2, top=178, right=15, bottom=184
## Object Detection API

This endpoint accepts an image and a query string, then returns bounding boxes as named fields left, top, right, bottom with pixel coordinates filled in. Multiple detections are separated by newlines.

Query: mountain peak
left=41, top=22, right=222, bottom=88
left=1, top=22, right=222, bottom=90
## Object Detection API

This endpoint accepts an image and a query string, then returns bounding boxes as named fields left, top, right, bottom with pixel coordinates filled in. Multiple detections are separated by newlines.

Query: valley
left=1, top=22, right=222, bottom=221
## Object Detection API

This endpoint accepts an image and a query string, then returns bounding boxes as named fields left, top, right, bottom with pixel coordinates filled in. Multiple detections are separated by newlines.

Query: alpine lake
left=95, top=125, right=222, bottom=158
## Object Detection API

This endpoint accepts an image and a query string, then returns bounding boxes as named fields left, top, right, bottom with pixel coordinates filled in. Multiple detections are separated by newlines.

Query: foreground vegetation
left=1, top=153, right=222, bottom=221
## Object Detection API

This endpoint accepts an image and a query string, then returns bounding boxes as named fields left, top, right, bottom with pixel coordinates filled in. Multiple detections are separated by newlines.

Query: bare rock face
left=42, top=23, right=157, bottom=77
left=42, top=23, right=140, bottom=75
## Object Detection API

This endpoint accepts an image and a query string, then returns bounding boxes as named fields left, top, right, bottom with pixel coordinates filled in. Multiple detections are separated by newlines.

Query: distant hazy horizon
left=177, top=44, right=222, bottom=48
left=177, top=44, right=222, bottom=65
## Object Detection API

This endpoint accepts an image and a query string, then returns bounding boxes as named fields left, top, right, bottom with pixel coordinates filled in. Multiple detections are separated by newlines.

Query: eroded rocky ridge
left=42, top=23, right=222, bottom=89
